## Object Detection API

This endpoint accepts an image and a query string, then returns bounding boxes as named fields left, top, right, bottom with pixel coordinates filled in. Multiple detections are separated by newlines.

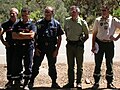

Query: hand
left=25, top=29, right=31, bottom=32
left=53, top=49, right=58, bottom=57
left=3, top=41, right=10, bottom=47
left=109, top=35, right=116, bottom=41
left=34, top=48, right=41, bottom=56
left=91, top=46, right=96, bottom=53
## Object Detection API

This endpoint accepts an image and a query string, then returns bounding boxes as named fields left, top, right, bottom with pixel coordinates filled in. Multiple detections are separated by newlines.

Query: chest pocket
left=43, top=21, right=57, bottom=37
left=17, top=22, right=32, bottom=33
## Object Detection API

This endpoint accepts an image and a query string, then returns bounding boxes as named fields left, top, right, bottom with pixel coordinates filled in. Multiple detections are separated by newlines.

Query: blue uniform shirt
left=1, top=19, right=17, bottom=45
left=36, top=18, right=64, bottom=49
left=13, top=19, right=36, bottom=45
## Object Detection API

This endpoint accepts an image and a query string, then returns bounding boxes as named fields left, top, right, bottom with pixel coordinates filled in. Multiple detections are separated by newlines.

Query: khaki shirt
left=93, top=15, right=120, bottom=40
left=64, top=16, right=89, bottom=41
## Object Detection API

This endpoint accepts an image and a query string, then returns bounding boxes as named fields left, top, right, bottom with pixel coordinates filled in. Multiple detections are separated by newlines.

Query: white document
left=94, top=42, right=99, bottom=54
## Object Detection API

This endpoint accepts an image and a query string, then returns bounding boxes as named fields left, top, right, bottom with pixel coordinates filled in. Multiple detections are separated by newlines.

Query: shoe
left=23, top=79, right=29, bottom=86
left=22, top=79, right=29, bottom=89
left=51, top=83, right=61, bottom=88
left=20, top=79, right=24, bottom=86
left=91, top=83, right=99, bottom=90
left=23, top=85, right=29, bottom=90
left=5, top=80, right=13, bottom=89
left=63, top=83, right=74, bottom=88
left=76, top=83, right=82, bottom=89
left=14, top=80, right=21, bottom=89
left=28, top=81, right=34, bottom=89
left=107, top=83, right=116, bottom=89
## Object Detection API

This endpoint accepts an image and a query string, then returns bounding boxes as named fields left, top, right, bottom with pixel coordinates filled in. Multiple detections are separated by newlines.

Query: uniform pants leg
left=30, top=52, right=45, bottom=81
left=23, top=46, right=34, bottom=79
left=6, top=46, right=14, bottom=81
left=12, top=45, right=23, bottom=80
left=94, top=42, right=104, bottom=84
left=66, top=44, right=75, bottom=84
left=105, top=42, right=114, bottom=84
left=75, top=46, right=84, bottom=84
left=46, top=47, right=57, bottom=83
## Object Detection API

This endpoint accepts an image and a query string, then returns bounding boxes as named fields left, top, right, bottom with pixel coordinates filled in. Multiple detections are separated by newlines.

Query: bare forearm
left=12, top=32, right=35, bottom=39
left=84, top=34, right=89, bottom=42
left=56, top=36, right=62, bottom=51
left=116, top=33, right=120, bottom=40
left=92, top=32, right=97, bottom=47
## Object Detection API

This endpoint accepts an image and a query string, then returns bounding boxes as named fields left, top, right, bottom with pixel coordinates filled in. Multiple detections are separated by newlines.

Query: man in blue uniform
left=28, top=6, right=64, bottom=89
left=12, top=7, right=36, bottom=89
left=0, top=8, right=19, bottom=89
left=0, top=26, right=3, bottom=35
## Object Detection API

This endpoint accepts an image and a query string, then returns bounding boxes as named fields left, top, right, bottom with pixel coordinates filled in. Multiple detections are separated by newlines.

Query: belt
left=99, top=39, right=112, bottom=42
left=22, top=43, right=26, bottom=46
left=68, top=40, right=80, bottom=44
left=14, top=43, right=26, bottom=46
left=67, top=40, right=84, bottom=47
left=44, top=42, right=56, bottom=46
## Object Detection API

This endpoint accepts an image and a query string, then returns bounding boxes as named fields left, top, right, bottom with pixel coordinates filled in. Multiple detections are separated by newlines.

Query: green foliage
left=1, top=0, right=120, bottom=28
left=54, top=0, right=68, bottom=27
left=113, top=7, right=120, bottom=19
left=30, top=10, right=42, bottom=22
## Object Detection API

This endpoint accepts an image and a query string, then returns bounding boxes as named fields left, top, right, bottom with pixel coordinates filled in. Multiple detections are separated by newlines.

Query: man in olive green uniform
left=63, top=5, right=89, bottom=89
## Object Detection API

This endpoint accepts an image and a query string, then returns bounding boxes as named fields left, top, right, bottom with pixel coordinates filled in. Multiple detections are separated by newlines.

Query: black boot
left=28, top=79, right=34, bottom=89
left=91, top=83, right=99, bottom=90
left=14, top=80, right=21, bottom=89
left=5, top=80, right=14, bottom=89
left=107, top=83, right=116, bottom=89
left=63, top=83, right=74, bottom=88
left=23, top=79, right=29, bottom=90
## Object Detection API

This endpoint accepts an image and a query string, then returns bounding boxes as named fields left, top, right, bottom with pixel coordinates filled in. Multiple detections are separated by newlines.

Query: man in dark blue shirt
left=28, top=6, right=64, bottom=89
left=0, top=26, right=3, bottom=35
left=0, top=8, right=19, bottom=89
left=12, top=7, right=36, bottom=90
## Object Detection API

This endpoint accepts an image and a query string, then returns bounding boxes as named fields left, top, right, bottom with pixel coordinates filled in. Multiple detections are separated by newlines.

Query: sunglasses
left=71, top=10, right=77, bottom=13
left=22, top=14, right=29, bottom=17
left=45, top=10, right=53, bottom=13
left=102, top=10, right=107, bottom=12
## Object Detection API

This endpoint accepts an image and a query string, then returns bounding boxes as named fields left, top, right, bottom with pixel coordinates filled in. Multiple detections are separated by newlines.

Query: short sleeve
left=92, top=19, right=98, bottom=32
left=30, top=23, right=37, bottom=33
left=57, top=22, right=64, bottom=36
left=113, top=17, right=120, bottom=29
left=82, top=20, right=89, bottom=34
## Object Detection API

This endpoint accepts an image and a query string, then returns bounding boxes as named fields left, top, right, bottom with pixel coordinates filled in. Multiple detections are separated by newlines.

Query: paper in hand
left=94, top=42, right=99, bottom=54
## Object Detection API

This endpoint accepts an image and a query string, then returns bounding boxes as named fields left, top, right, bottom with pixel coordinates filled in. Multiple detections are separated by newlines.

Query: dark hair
left=101, top=5, right=109, bottom=10
left=21, top=7, right=30, bottom=14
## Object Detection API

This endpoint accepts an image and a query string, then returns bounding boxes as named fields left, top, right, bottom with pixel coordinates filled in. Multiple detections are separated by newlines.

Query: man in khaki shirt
left=63, top=5, right=89, bottom=89
left=91, top=5, right=120, bottom=89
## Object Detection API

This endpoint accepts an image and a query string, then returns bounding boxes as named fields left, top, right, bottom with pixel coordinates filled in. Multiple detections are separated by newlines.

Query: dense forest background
left=0, top=0, right=120, bottom=28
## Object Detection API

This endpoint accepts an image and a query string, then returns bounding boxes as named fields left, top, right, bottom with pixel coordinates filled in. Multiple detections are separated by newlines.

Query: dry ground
left=0, top=62, right=120, bottom=90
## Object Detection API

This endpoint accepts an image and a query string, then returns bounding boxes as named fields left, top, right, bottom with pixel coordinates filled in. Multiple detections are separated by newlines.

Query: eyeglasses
left=22, top=15, right=28, bottom=17
left=45, top=11, right=51, bottom=13
left=71, top=10, right=77, bottom=13
left=45, top=10, right=52, bottom=13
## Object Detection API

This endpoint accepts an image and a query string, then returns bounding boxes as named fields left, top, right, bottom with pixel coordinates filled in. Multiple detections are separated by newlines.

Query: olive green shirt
left=64, top=16, right=89, bottom=41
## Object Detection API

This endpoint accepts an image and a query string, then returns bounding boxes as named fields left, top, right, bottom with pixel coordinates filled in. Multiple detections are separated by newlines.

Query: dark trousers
left=12, top=44, right=34, bottom=80
left=6, top=46, right=15, bottom=81
left=66, top=42, right=84, bottom=84
left=30, top=46, right=57, bottom=83
left=93, top=39, right=114, bottom=84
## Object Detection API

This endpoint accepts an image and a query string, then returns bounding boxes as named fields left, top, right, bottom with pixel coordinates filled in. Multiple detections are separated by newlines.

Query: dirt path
left=0, top=62, right=120, bottom=89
